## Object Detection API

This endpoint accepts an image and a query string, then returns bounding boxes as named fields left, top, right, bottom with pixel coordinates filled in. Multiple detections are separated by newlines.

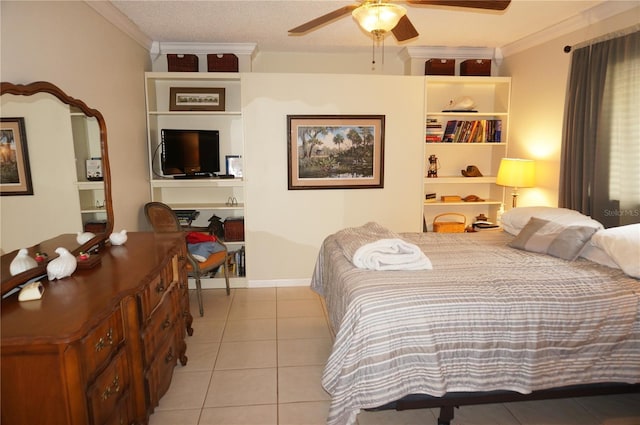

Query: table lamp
left=496, top=158, right=535, bottom=208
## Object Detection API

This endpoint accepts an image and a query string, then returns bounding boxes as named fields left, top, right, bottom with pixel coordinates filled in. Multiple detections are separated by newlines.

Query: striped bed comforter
left=311, top=230, right=640, bottom=425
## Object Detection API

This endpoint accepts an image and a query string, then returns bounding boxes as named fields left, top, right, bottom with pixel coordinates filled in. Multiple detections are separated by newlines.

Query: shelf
left=76, top=181, right=104, bottom=190
left=81, top=208, right=109, bottom=214
left=166, top=202, right=244, bottom=210
left=424, top=200, right=503, bottom=206
left=425, top=142, right=507, bottom=146
left=150, top=178, right=244, bottom=188
left=145, top=72, right=241, bottom=81
left=424, top=177, right=496, bottom=184
left=427, top=111, right=509, bottom=117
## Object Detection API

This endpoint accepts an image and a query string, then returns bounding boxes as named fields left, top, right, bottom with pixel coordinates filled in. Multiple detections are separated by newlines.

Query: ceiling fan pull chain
left=371, top=35, right=376, bottom=68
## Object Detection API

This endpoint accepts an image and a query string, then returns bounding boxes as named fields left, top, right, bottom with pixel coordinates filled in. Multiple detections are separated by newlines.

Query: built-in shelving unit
left=423, top=76, right=511, bottom=230
left=145, top=72, right=246, bottom=285
left=71, top=109, right=108, bottom=231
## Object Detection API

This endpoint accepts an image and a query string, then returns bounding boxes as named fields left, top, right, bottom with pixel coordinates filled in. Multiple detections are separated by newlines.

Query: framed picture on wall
left=0, top=117, right=33, bottom=196
left=287, top=115, right=385, bottom=190
left=169, top=87, right=225, bottom=111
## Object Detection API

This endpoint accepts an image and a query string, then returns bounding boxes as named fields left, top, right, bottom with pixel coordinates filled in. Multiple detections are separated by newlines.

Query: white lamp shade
left=352, top=2, right=406, bottom=34
left=496, top=158, right=535, bottom=188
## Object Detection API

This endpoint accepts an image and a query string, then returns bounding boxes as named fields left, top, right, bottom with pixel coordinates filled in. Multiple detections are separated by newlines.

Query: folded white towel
left=353, top=238, right=433, bottom=271
left=333, top=222, right=433, bottom=271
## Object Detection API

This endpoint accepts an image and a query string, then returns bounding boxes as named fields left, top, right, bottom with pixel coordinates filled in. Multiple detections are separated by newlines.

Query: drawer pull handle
left=101, top=375, right=120, bottom=401
left=162, top=317, right=172, bottom=330
left=165, top=347, right=174, bottom=363
left=155, top=280, right=165, bottom=293
left=95, top=328, right=114, bottom=352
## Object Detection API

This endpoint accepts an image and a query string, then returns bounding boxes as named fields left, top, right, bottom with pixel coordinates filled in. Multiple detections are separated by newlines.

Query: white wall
left=0, top=1, right=150, bottom=246
left=242, top=73, right=425, bottom=281
left=502, top=5, right=640, bottom=208
left=253, top=50, right=405, bottom=75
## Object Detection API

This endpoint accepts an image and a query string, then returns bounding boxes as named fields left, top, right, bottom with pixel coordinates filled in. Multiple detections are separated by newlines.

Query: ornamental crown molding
left=499, top=1, right=639, bottom=57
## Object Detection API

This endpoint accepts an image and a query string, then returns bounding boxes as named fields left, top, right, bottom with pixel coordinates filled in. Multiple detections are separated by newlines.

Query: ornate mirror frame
left=0, top=81, right=113, bottom=295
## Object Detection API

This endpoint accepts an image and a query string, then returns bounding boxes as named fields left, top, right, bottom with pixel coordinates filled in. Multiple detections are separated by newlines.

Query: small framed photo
left=169, top=87, right=225, bottom=111
left=225, top=155, right=243, bottom=177
left=287, top=115, right=385, bottom=190
left=1, top=117, right=34, bottom=196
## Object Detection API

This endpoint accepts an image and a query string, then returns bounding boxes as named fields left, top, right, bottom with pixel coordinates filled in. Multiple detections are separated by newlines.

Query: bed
left=311, top=209, right=640, bottom=425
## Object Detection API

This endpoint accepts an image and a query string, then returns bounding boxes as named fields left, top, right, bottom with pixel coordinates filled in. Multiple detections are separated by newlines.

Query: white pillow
left=501, top=207, right=602, bottom=235
left=579, top=243, right=620, bottom=269
left=591, top=224, right=640, bottom=278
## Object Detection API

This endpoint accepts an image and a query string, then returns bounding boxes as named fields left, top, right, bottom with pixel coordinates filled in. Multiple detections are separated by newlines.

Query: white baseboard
left=189, top=277, right=310, bottom=290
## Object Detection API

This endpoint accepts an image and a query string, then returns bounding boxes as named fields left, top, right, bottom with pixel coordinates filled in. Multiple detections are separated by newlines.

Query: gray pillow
left=509, top=217, right=598, bottom=261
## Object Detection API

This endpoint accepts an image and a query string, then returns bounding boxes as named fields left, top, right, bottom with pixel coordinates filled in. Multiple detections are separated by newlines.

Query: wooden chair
left=144, top=202, right=230, bottom=316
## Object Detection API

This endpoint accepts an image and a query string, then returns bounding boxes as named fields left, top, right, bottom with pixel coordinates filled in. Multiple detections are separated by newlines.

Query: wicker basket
left=207, top=54, right=239, bottom=72
left=433, top=213, right=467, bottom=233
left=167, top=54, right=199, bottom=72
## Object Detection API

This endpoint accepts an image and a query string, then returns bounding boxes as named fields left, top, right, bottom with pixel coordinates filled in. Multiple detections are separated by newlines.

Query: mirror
left=0, top=81, right=113, bottom=294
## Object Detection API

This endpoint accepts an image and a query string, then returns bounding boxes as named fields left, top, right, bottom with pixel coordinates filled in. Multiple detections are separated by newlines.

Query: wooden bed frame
left=372, top=382, right=640, bottom=425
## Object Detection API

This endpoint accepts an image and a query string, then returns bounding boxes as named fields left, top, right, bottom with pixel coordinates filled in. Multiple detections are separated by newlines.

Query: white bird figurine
left=10, top=248, right=38, bottom=276
left=76, top=231, right=96, bottom=245
left=46, top=247, right=77, bottom=281
left=109, top=229, right=128, bottom=246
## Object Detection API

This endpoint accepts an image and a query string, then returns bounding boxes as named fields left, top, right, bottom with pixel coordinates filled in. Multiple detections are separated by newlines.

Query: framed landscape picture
left=0, top=117, right=33, bottom=196
left=287, top=115, right=385, bottom=190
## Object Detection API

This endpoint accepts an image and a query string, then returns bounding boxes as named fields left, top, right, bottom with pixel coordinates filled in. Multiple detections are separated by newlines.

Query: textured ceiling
left=110, top=0, right=621, bottom=54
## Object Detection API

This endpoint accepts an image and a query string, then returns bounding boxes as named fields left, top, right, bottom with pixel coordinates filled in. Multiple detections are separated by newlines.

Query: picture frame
left=1, top=117, right=33, bottom=196
left=169, top=87, right=225, bottom=111
left=225, top=155, right=243, bottom=177
left=287, top=115, right=385, bottom=190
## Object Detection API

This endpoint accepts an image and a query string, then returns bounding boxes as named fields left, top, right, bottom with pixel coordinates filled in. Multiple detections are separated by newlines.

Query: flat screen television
left=161, top=129, right=220, bottom=176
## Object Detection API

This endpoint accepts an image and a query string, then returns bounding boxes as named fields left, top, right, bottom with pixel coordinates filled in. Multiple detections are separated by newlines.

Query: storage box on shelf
left=145, top=72, right=247, bottom=286
left=423, top=76, right=511, bottom=231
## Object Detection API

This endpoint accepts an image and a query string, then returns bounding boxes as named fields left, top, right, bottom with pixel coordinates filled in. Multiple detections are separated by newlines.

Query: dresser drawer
left=145, top=335, right=178, bottom=411
left=81, top=307, right=125, bottom=376
left=138, top=274, right=169, bottom=319
left=142, top=287, right=178, bottom=365
left=87, top=349, right=129, bottom=425
left=102, top=390, right=132, bottom=425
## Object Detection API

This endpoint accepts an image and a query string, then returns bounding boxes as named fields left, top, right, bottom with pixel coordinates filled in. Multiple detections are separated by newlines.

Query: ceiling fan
left=289, top=0, right=511, bottom=42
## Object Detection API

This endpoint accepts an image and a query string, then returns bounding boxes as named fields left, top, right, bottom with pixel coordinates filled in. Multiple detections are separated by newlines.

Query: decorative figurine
left=109, top=229, right=128, bottom=246
left=10, top=248, right=38, bottom=276
left=427, top=154, right=439, bottom=178
left=76, top=231, right=96, bottom=245
left=46, top=247, right=78, bottom=281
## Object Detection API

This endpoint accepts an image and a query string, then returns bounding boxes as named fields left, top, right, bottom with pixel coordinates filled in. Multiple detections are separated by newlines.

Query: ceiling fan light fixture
left=352, top=1, right=406, bottom=37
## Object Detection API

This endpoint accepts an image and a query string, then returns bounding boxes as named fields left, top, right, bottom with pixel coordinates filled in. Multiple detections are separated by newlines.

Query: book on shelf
left=425, top=118, right=443, bottom=142
left=438, top=119, right=502, bottom=143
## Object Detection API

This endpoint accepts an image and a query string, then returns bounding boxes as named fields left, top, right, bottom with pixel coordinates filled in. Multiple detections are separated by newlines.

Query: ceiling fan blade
left=407, top=0, right=511, bottom=11
left=392, top=15, right=419, bottom=41
left=288, top=5, right=359, bottom=34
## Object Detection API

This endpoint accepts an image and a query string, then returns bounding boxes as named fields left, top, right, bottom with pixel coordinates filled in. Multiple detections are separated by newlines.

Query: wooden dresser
left=1, top=232, right=193, bottom=425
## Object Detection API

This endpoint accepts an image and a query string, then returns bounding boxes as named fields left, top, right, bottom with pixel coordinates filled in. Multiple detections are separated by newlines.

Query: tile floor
left=149, top=287, right=640, bottom=425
